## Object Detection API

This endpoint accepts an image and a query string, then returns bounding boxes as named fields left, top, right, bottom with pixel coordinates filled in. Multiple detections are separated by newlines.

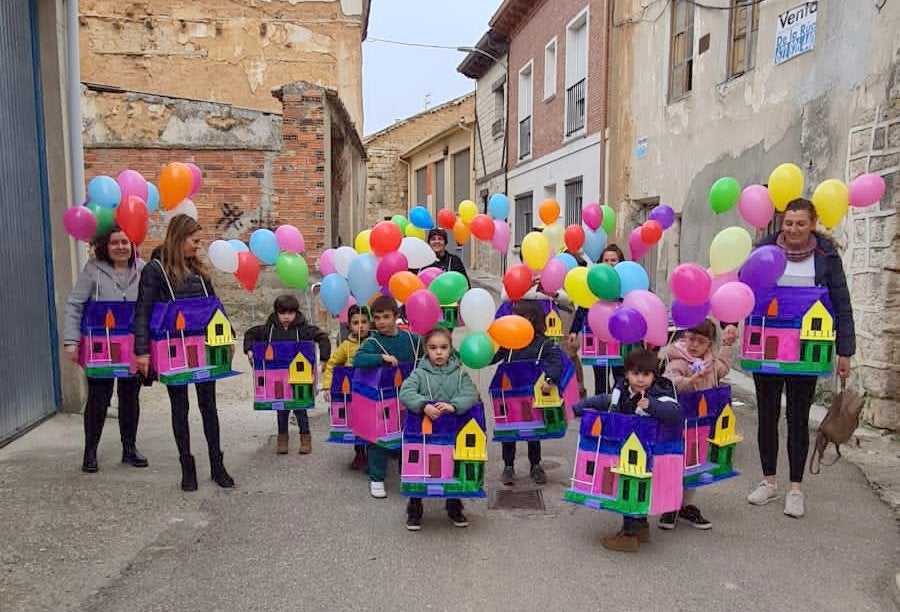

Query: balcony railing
left=518, top=116, right=531, bottom=159
left=565, top=78, right=586, bottom=136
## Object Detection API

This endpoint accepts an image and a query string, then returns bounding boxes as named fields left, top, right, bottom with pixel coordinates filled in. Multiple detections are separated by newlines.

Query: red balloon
left=369, top=220, right=403, bottom=256
left=564, top=224, right=585, bottom=253
left=437, top=208, right=457, bottom=230
left=115, top=195, right=149, bottom=245
left=503, top=264, right=534, bottom=301
left=470, top=214, right=495, bottom=241
left=235, top=251, right=260, bottom=292
left=640, top=220, right=663, bottom=244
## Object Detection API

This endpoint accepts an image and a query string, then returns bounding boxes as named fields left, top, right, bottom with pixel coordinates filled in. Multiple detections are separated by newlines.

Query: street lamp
left=456, top=46, right=508, bottom=69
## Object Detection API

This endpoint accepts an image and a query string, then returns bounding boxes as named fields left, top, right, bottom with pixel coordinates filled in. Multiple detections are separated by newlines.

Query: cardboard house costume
left=78, top=301, right=137, bottom=378
left=679, top=386, right=742, bottom=488
left=350, top=364, right=413, bottom=449
left=251, top=340, right=317, bottom=410
left=327, top=365, right=357, bottom=444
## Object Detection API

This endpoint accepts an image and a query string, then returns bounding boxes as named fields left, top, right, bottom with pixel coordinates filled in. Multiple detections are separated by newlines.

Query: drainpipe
left=66, top=0, right=86, bottom=266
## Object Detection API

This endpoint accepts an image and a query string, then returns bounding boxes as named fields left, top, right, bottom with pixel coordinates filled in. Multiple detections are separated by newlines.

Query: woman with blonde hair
left=134, top=215, right=235, bottom=491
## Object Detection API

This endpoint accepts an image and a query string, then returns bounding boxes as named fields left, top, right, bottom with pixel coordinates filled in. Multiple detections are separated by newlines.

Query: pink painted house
left=349, top=365, right=412, bottom=449
left=401, top=442, right=456, bottom=482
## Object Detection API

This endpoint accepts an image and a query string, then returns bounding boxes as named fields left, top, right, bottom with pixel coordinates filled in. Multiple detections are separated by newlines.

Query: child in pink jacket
left=660, top=319, right=735, bottom=530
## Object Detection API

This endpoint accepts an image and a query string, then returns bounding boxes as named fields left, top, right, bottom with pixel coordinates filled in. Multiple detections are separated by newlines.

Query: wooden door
left=601, top=467, right=615, bottom=495
left=764, top=336, right=779, bottom=360
left=428, top=454, right=442, bottom=478
left=187, top=345, right=199, bottom=368
left=110, top=342, right=121, bottom=363
left=521, top=401, right=533, bottom=421
left=275, top=380, right=284, bottom=399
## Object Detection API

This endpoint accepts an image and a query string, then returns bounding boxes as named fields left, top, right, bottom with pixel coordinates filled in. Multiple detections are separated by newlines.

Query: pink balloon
left=848, top=173, right=886, bottom=208
left=622, top=290, right=669, bottom=347
left=708, top=269, right=739, bottom=299
left=116, top=169, right=148, bottom=203
left=710, top=281, right=755, bottom=323
left=376, top=251, right=409, bottom=286
left=582, top=203, right=603, bottom=231
left=275, top=225, right=305, bottom=254
left=491, top=220, right=510, bottom=253
left=185, top=162, right=203, bottom=196
left=417, top=266, right=442, bottom=286
left=318, top=248, right=337, bottom=275
left=63, top=206, right=98, bottom=241
left=406, top=289, right=441, bottom=334
left=540, top=258, right=567, bottom=295
left=337, top=296, right=357, bottom=323
left=669, top=263, right=712, bottom=306
left=628, top=227, right=650, bottom=260
left=738, top=184, right=775, bottom=229
left=587, top=301, right=617, bottom=343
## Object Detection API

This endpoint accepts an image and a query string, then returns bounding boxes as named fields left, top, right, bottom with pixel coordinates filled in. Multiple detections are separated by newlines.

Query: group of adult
left=65, top=199, right=854, bottom=512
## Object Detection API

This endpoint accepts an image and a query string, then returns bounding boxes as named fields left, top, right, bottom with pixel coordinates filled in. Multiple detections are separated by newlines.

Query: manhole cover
left=488, top=488, right=546, bottom=510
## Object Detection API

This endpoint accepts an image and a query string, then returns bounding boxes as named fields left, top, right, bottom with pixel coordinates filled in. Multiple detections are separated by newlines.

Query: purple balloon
left=671, top=299, right=711, bottom=329
left=739, top=245, right=787, bottom=290
left=608, top=306, right=648, bottom=344
left=648, top=204, right=675, bottom=230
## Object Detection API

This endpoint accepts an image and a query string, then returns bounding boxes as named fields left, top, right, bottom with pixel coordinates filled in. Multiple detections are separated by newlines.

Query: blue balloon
left=409, top=205, right=435, bottom=230
left=249, top=229, right=279, bottom=265
left=320, top=273, right=351, bottom=316
left=615, top=261, right=650, bottom=298
left=582, top=227, right=608, bottom=262
left=347, top=253, right=380, bottom=305
left=145, top=182, right=160, bottom=213
left=487, top=193, right=510, bottom=221
left=88, top=175, right=122, bottom=208
left=228, top=239, right=249, bottom=253
left=555, top=253, right=578, bottom=271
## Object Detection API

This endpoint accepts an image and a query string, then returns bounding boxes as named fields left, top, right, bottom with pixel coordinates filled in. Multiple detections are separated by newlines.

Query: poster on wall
left=774, top=1, right=817, bottom=66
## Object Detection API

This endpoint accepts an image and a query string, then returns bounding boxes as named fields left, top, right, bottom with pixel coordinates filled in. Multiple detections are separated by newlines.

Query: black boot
left=122, top=440, right=149, bottom=468
left=82, top=447, right=98, bottom=473
left=210, top=452, right=234, bottom=488
left=180, top=455, right=198, bottom=491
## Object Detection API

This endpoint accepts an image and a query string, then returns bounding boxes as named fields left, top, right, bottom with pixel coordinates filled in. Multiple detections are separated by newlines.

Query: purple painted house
left=252, top=341, right=317, bottom=410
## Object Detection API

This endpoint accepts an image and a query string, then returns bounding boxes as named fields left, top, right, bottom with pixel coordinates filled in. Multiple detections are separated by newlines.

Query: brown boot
left=298, top=433, right=312, bottom=455
left=276, top=433, right=289, bottom=454
left=601, top=530, right=639, bottom=552
left=636, top=523, right=650, bottom=543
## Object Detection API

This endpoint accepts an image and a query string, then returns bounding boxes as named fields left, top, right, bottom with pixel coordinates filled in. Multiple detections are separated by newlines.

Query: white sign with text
left=774, top=1, right=817, bottom=66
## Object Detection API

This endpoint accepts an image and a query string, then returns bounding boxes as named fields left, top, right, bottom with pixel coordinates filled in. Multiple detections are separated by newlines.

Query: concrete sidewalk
left=0, top=368, right=897, bottom=612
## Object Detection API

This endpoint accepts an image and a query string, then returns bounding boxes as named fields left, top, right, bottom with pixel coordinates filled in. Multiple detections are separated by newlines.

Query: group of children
left=246, top=289, right=734, bottom=550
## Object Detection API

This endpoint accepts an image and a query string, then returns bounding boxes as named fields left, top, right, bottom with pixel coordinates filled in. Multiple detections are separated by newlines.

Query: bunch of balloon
left=206, top=224, right=308, bottom=293
left=434, top=192, right=513, bottom=254
left=628, top=203, right=673, bottom=261
left=580, top=202, right=615, bottom=262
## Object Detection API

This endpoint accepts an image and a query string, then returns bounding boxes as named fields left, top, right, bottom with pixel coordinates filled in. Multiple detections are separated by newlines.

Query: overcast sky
left=362, top=1, right=503, bottom=136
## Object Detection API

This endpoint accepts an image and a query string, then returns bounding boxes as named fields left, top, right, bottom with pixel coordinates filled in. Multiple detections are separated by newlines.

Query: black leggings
left=277, top=410, right=310, bottom=434
left=84, top=377, right=141, bottom=450
left=502, top=441, right=541, bottom=467
left=166, top=382, right=222, bottom=459
left=753, top=374, right=818, bottom=483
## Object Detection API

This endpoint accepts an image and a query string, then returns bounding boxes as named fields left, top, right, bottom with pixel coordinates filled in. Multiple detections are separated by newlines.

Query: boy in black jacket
left=492, top=300, right=563, bottom=486
left=244, top=295, right=331, bottom=455
left=573, top=348, right=682, bottom=552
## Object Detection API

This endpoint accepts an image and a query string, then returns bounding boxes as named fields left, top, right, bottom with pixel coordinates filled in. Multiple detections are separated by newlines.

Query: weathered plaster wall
left=79, top=0, right=366, bottom=125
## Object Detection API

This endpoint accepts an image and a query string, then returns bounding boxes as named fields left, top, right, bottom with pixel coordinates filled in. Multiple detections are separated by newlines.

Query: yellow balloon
left=458, top=200, right=478, bottom=224
left=542, top=221, right=565, bottom=254
left=521, top=231, right=550, bottom=271
left=405, top=224, right=426, bottom=239
left=709, top=226, right=752, bottom=275
left=812, top=179, right=849, bottom=229
left=354, top=229, right=372, bottom=254
left=768, top=163, right=804, bottom=212
left=564, top=267, right=595, bottom=309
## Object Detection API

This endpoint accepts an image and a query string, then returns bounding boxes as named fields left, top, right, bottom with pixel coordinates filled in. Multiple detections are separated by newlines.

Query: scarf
left=776, top=232, right=817, bottom=262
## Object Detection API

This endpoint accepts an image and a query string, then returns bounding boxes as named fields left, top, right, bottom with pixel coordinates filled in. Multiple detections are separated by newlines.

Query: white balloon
left=459, top=288, right=495, bottom=333
left=164, top=198, right=198, bottom=221
left=207, top=239, right=239, bottom=273
left=333, top=246, right=358, bottom=278
left=399, top=237, right=436, bottom=269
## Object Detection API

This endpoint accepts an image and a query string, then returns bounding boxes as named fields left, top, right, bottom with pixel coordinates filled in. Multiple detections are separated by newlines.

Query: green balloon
left=87, top=203, right=115, bottom=239
left=709, top=177, right=741, bottom=214
left=428, top=271, right=468, bottom=306
left=459, top=332, right=495, bottom=369
left=391, top=214, right=409, bottom=234
left=275, top=252, right=309, bottom=290
left=600, top=204, right=616, bottom=235
left=587, top=264, right=621, bottom=301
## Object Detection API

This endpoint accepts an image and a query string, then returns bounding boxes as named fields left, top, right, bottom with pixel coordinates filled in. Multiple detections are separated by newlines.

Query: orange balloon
left=488, top=315, right=535, bottom=350
left=159, top=162, right=194, bottom=210
left=539, top=199, right=560, bottom=225
left=453, top=219, right=471, bottom=244
left=388, top=271, right=424, bottom=303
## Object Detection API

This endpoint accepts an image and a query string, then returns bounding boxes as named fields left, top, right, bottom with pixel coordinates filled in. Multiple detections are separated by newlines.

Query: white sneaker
left=369, top=481, right=387, bottom=499
left=784, top=490, right=805, bottom=518
left=747, top=481, right=778, bottom=505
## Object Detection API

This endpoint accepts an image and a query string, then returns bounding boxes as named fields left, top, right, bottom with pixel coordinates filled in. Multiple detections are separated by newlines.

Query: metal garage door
left=0, top=0, right=60, bottom=443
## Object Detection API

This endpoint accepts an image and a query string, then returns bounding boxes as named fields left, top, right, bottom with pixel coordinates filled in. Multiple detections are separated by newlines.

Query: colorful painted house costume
left=327, top=365, right=357, bottom=444
left=565, top=411, right=684, bottom=516
left=350, top=364, right=413, bottom=449
left=741, top=286, right=836, bottom=376
left=488, top=355, right=579, bottom=442
left=78, top=301, right=137, bottom=378
left=679, top=386, right=742, bottom=488
left=148, top=296, right=239, bottom=385
left=400, top=404, right=488, bottom=498
left=251, top=341, right=317, bottom=410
